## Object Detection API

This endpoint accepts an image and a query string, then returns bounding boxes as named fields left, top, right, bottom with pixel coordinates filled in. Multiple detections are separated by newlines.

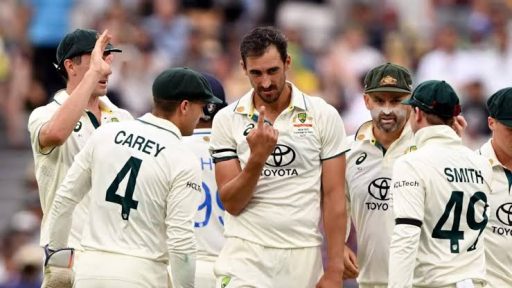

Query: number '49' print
left=106, top=156, right=141, bottom=220
left=432, top=191, right=488, bottom=253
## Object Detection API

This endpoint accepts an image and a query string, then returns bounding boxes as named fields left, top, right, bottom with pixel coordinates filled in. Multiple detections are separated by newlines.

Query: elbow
left=224, top=204, right=243, bottom=216
left=218, top=189, right=244, bottom=216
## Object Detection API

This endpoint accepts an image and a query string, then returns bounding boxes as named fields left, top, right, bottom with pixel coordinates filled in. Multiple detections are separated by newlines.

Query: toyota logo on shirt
left=368, top=177, right=391, bottom=201
left=496, top=202, right=512, bottom=226
left=265, top=144, right=296, bottom=167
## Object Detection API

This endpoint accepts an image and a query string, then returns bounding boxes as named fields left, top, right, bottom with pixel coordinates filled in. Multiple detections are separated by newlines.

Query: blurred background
left=0, top=0, right=509, bottom=287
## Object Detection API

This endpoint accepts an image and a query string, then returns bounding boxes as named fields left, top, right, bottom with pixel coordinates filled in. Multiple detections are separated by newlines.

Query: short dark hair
left=240, top=26, right=288, bottom=67
left=57, top=55, right=83, bottom=81
left=153, top=98, right=181, bottom=117
left=414, top=106, right=454, bottom=126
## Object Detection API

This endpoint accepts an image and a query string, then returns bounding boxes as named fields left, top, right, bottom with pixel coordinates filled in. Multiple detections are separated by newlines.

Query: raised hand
left=246, top=106, right=278, bottom=163
left=452, top=115, right=467, bottom=137
left=89, top=30, right=112, bottom=78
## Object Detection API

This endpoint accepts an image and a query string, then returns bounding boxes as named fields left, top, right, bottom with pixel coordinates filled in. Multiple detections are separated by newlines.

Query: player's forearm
left=322, top=187, right=346, bottom=279
left=218, top=155, right=265, bottom=215
left=388, top=224, right=421, bottom=288
left=47, top=194, right=79, bottom=249
left=168, top=253, right=196, bottom=288
left=40, top=70, right=102, bottom=147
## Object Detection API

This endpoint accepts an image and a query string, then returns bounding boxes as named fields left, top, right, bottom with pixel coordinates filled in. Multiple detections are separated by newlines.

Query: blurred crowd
left=1, top=0, right=511, bottom=286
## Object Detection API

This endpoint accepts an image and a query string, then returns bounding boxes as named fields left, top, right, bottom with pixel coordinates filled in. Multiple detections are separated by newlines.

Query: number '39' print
left=195, top=182, right=225, bottom=228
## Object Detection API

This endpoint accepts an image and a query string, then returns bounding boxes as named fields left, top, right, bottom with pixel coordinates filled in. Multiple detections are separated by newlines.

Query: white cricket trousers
left=412, top=281, right=487, bottom=288
left=359, top=284, right=388, bottom=288
left=73, top=250, right=169, bottom=288
left=214, top=237, right=323, bottom=288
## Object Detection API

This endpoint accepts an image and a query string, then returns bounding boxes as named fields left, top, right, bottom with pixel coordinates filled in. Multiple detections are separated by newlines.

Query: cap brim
left=105, top=43, right=122, bottom=53
left=204, top=95, right=224, bottom=104
left=497, top=118, right=512, bottom=128
left=365, top=87, right=411, bottom=94
left=401, top=98, right=413, bottom=105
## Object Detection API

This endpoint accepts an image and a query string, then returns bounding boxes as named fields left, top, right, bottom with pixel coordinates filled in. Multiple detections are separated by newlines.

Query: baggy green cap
left=56, top=29, right=122, bottom=67
left=402, top=80, right=461, bottom=118
left=487, top=87, right=512, bottom=127
left=364, top=63, right=412, bottom=93
left=152, top=67, right=223, bottom=104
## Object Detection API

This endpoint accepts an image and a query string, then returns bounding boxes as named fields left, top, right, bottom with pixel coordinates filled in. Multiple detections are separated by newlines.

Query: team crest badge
left=406, top=145, right=417, bottom=153
left=297, top=112, right=307, bottom=123
left=379, top=75, right=397, bottom=86
left=220, top=276, right=231, bottom=288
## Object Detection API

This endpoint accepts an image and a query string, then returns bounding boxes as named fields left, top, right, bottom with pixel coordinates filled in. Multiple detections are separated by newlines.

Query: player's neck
left=195, top=120, right=212, bottom=129
left=373, top=126, right=403, bottom=150
left=491, top=139, right=512, bottom=170
left=254, top=83, right=291, bottom=123
left=85, top=96, right=101, bottom=113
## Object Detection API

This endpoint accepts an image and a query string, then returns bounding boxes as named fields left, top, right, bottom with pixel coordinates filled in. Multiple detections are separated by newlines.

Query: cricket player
left=210, top=26, right=348, bottom=288
left=477, top=87, right=512, bottom=287
left=182, top=73, right=227, bottom=288
left=388, top=80, right=493, bottom=288
left=27, top=29, right=130, bottom=287
left=44, top=67, right=223, bottom=288
left=344, top=63, right=414, bottom=288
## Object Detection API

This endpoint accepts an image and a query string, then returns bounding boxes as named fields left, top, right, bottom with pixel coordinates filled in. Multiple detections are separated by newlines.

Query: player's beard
left=256, top=83, right=284, bottom=104
left=370, top=107, right=408, bottom=133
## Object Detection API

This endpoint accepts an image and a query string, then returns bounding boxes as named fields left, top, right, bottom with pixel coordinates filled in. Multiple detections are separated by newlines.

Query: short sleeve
left=391, top=158, right=426, bottom=223
left=209, top=108, right=238, bottom=163
left=28, top=106, right=54, bottom=155
left=318, top=103, right=349, bottom=160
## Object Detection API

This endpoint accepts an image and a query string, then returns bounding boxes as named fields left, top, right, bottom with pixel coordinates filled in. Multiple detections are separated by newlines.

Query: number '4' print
left=106, top=156, right=142, bottom=220
left=432, top=191, right=488, bottom=253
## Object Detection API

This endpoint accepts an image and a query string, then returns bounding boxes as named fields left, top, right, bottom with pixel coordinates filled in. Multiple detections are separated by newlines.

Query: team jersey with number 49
left=389, top=126, right=493, bottom=287
left=49, top=113, right=202, bottom=262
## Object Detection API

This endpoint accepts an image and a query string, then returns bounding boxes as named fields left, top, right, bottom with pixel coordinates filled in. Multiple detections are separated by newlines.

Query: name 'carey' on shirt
left=114, top=130, right=166, bottom=157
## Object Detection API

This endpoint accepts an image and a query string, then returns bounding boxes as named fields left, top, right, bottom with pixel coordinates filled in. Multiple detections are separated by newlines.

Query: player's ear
left=284, top=54, right=291, bottom=72
left=363, top=94, right=371, bottom=109
left=487, top=116, right=495, bottom=131
left=179, top=100, right=190, bottom=115
left=240, top=59, right=247, bottom=75
left=63, top=59, right=75, bottom=77
left=414, top=107, right=423, bottom=123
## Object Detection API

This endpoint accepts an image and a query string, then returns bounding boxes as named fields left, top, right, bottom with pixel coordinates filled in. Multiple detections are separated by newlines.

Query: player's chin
left=94, top=87, right=108, bottom=97
left=379, top=122, right=399, bottom=133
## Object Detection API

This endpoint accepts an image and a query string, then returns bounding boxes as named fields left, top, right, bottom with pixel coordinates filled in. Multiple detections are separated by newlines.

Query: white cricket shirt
left=389, top=125, right=493, bottom=287
left=478, top=139, right=512, bottom=287
left=183, top=128, right=226, bottom=258
left=346, top=121, right=415, bottom=285
left=48, top=113, right=202, bottom=261
left=209, top=82, right=348, bottom=248
left=28, top=90, right=132, bottom=248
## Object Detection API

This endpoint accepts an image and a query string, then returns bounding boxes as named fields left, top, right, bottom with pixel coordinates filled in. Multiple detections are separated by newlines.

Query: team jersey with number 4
left=478, top=139, right=512, bottom=287
left=183, top=128, right=225, bottom=258
left=389, top=126, right=492, bottom=287
left=48, top=113, right=202, bottom=262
